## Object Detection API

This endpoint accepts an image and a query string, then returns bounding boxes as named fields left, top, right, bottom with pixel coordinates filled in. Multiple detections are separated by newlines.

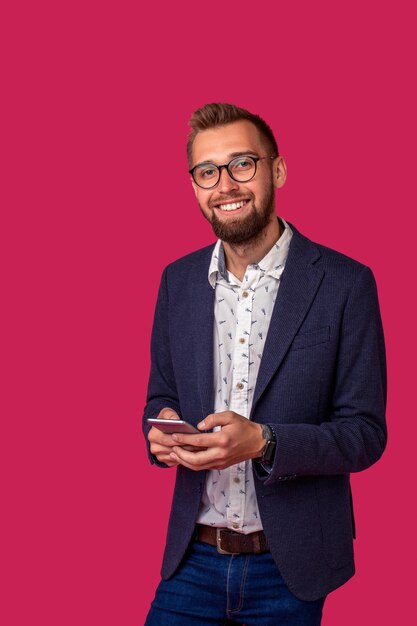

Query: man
left=142, top=103, right=387, bottom=625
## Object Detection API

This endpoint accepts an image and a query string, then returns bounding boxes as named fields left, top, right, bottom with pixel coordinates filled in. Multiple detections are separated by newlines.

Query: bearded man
left=142, top=103, right=387, bottom=626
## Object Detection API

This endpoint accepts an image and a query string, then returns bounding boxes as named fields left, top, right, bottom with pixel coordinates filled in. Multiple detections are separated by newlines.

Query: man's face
left=190, top=120, right=286, bottom=244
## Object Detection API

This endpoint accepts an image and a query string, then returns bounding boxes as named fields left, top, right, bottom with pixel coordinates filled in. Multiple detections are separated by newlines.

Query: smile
left=216, top=200, right=248, bottom=212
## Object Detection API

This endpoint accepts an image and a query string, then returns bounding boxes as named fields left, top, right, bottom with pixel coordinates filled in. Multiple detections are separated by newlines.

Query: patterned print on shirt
left=198, top=220, right=293, bottom=534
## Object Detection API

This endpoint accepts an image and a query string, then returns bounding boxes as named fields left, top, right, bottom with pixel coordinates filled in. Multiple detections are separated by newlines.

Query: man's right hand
left=148, top=408, right=182, bottom=467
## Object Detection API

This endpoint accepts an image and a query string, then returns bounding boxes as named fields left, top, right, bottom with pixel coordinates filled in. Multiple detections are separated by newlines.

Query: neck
left=222, top=216, right=282, bottom=281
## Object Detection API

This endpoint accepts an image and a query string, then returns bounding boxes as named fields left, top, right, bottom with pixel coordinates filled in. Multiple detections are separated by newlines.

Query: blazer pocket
left=290, top=326, right=330, bottom=351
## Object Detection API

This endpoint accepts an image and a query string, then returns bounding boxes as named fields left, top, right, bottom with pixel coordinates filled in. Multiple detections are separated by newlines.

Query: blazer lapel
left=191, top=248, right=216, bottom=420
left=251, top=226, right=324, bottom=415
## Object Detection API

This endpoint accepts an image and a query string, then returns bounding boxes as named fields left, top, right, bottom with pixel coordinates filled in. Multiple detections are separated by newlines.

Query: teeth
left=219, top=201, right=245, bottom=211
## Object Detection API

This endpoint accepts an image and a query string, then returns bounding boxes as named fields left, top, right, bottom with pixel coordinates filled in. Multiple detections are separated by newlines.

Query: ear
left=273, top=156, right=287, bottom=189
left=191, top=178, right=198, bottom=197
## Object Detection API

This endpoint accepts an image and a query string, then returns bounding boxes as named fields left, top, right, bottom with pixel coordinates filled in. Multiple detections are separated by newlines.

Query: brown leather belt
left=196, top=524, right=268, bottom=555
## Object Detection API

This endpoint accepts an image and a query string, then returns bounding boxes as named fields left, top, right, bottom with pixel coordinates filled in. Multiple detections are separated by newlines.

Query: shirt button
left=236, top=382, right=244, bottom=390
left=242, top=291, right=249, bottom=298
left=239, top=337, right=245, bottom=344
left=232, top=523, right=239, bottom=529
left=233, top=477, right=241, bottom=484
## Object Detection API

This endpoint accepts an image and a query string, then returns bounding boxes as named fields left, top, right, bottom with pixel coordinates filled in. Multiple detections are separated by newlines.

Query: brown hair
left=187, top=102, right=279, bottom=167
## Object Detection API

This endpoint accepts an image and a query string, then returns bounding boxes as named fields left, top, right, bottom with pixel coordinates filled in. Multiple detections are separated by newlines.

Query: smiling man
left=143, top=103, right=387, bottom=626
left=191, top=120, right=283, bottom=256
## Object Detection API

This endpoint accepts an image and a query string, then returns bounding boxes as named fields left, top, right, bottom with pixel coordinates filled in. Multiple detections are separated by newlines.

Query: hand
left=168, top=411, right=266, bottom=471
left=148, top=408, right=182, bottom=467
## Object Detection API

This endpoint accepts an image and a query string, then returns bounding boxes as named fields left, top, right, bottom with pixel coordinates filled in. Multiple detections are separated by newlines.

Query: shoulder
left=159, top=243, right=215, bottom=288
left=289, top=222, right=374, bottom=284
left=166, top=243, right=215, bottom=270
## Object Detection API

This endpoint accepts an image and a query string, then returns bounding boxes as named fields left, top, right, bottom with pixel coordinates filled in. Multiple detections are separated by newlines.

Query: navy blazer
left=143, top=222, right=387, bottom=601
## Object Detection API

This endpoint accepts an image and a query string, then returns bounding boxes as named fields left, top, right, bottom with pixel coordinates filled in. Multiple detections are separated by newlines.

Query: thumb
left=159, top=407, right=180, bottom=420
left=198, top=412, right=236, bottom=430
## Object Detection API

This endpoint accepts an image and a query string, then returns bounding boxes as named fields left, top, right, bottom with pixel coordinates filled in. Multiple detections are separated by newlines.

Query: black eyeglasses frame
left=189, top=155, right=278, bottom=189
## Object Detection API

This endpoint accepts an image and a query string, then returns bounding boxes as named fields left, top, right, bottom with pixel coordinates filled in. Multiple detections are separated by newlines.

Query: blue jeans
left=145, top=541, right=325, bottom=625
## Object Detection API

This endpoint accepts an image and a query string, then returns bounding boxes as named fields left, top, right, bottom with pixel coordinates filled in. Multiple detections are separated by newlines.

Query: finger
left=197, top=412, right=238, bottom=431
left=154, top=448, right=179, bottom=462
left=151, top=442, right=180, bottom=464
left=171, top=432, right=217, bottom=448
left=169, top=451, right=222, bottom=471
left=155, top=454, right=179, bottom=467
left=148, top=427, right=177, bottom=447
left=169, top=451, right=203, bottom=470
left=158, top=407, right=181, bottom=420
left=151, top=441, right=199, bottom=457
left=150, top=441, right=178, bottom=458
left=170, top=445, right=220, bottom=469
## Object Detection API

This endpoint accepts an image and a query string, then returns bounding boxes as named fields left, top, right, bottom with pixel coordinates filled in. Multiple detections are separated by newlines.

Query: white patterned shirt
left=196, top=219, right=293, bottom=533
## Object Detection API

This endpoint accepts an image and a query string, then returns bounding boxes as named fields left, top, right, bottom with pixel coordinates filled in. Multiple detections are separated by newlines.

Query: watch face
left=261, top=426, right=276, bottom=464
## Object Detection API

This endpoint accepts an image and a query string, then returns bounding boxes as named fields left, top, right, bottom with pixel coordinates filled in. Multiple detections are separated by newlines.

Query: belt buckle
left=216, top=528, right=235, bottom=555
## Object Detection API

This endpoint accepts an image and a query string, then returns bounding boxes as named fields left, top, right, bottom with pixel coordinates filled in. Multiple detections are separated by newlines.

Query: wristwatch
left=260, top=424, right=277, bottom=466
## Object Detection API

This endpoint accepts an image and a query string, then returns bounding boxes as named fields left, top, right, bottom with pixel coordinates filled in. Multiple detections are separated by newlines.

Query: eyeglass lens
left=193, top=156, right=257, bottom=189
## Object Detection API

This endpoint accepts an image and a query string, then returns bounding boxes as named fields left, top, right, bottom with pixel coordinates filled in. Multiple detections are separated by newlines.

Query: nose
left=217, top=165, right=239, bottom=193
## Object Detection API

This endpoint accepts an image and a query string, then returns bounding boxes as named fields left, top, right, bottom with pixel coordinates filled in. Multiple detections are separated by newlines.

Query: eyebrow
left=228, top=150, right=259, bottom=158
left=194, top=151, right=260, bottom=167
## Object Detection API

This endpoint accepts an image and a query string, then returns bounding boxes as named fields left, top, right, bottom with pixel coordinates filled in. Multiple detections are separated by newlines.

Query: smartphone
left=147, top=418, right=200, bottom=435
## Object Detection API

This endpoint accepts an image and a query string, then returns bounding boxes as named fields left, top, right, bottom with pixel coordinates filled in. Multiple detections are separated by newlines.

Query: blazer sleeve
left=264, top=265, right=387, bottom=484
left=142, top=267, right=182, bottom=465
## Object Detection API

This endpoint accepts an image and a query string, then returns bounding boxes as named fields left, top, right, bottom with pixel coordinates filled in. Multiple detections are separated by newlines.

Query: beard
left=199, top=184, right=276, bottom=245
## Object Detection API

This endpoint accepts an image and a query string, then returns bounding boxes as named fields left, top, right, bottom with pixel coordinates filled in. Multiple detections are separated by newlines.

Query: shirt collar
left=208, top=218, right=293, bottom=289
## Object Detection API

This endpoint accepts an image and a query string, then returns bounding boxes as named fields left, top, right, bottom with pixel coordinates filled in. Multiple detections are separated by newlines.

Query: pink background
left=2, top=1, right=416, bottom=624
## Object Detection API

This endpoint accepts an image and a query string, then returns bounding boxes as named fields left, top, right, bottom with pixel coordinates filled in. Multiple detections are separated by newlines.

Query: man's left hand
left=169, top=411, right=266, bottom=471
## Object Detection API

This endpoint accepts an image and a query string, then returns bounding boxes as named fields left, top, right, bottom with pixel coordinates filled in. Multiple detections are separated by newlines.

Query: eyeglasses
left=189, top=155, right=277, bottom=189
